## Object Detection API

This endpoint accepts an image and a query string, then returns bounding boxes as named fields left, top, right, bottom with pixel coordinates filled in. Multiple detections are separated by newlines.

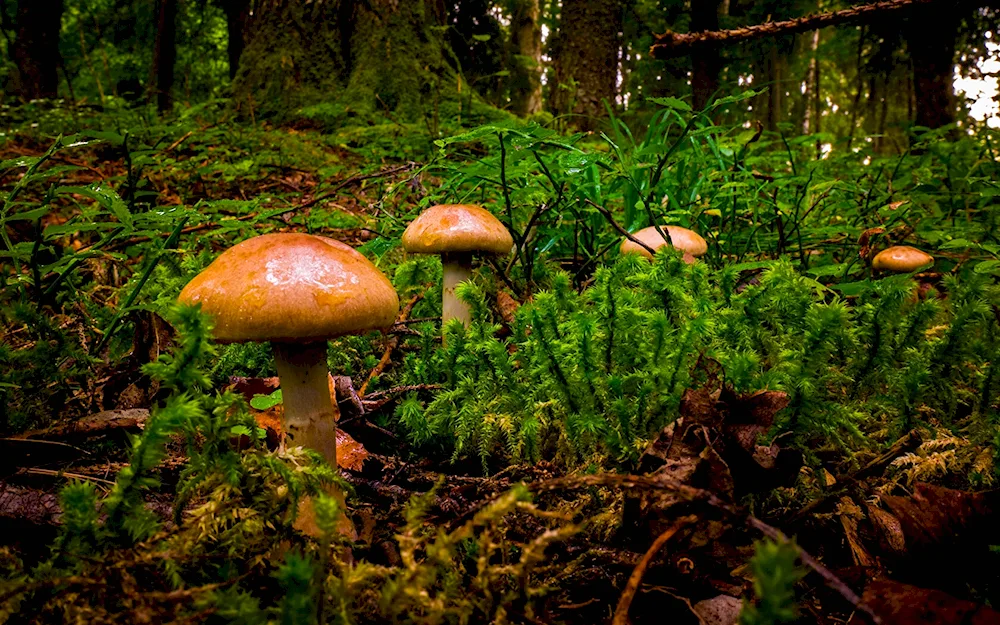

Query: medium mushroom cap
left=620, top=225, right=708, bottom=259
left=872, top=245, right=934, bottom=273
left=402, top=204, right=513, bottom=255
left=179, top=233, right=399, bottom=343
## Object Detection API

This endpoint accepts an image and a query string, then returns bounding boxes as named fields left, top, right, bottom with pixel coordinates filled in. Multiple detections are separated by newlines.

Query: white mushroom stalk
left=272, top=341, right=338, bottom=466
left=441, top=252, right=473, bottom=327
left=401, top=204, right=514, bottom=335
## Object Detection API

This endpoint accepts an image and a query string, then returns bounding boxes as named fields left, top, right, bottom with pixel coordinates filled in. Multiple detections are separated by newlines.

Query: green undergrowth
left=394, top=250, right=1000, bottom=473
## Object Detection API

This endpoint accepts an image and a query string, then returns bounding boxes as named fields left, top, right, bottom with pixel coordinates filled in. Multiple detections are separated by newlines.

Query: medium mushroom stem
left=273, top=341, right=338, bottom=469
left=441, top=252, right=473, bottom=328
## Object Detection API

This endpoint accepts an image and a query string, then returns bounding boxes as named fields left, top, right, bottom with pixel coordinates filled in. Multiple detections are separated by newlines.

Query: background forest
left=2, top=0, right=1000, bottom=624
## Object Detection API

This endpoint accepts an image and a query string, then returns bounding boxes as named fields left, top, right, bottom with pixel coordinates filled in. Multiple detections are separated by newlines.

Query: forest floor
left=1, top=103, right=1000, bottom=624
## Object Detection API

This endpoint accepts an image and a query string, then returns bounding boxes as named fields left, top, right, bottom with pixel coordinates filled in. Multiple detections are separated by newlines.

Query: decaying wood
left=651, top=0, right=951, bottom=59
left=17, top=409, right=149, bottom=441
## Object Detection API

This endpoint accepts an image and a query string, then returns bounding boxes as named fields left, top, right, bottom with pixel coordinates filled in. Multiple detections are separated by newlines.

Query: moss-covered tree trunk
left=550, top=0, right=622, bottom=131
left=233, top=0, right=456, bottom=122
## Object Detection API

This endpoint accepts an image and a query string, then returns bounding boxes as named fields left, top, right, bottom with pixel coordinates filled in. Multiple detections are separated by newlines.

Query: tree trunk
left=220, top=0, right=251, bottom=80
left=905, top=5, right=958, bottom=129
left=12, top=0, right=64, bottom=100
left=151, top=0, right=178, bottom=113
left=690, top=0, right=723, bottom=111
left=508, top=0, right=542, bottom=117
left=235, top=0, right=456, bottom=122
left=550, top=0, right=622, bottom=131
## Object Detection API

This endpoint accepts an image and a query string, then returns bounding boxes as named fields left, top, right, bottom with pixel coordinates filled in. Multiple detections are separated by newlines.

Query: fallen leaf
left=848, top=579, right=1000, bottom=625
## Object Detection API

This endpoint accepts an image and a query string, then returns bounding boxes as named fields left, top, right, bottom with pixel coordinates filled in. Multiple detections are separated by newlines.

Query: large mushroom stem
left=272, top=341, right=338, bottom=469
left=441, top=252, right=473, bottom=327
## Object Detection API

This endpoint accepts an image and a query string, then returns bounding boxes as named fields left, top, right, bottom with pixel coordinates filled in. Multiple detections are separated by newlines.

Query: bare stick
left=612, top=516, right=695, bottom=625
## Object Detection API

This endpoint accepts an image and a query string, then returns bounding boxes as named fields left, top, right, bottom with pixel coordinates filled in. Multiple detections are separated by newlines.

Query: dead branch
left=651, top=0, right=948, bottom=59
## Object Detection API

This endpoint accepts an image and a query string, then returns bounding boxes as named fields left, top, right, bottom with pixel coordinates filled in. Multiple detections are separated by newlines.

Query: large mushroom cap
left=620, top=225, right=708, bottom=259
left=872, top=245, right=934, bottom=273
left=179, top=233, right=399, bottom=343
left=402, top=204, right=513, bottom=255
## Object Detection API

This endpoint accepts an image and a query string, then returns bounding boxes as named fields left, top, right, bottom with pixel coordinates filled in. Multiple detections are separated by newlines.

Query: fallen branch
left=296, top=163, right=417, bottom=211
left=651, top=0, right=945, bottom=58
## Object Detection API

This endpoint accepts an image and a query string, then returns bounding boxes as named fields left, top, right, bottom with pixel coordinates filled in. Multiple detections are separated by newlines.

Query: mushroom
left=178, top=233, right=399, bottom=467
left=402, top=204, right=513, bottom=327
left=620, top=225, right=708, bottom=264
left=872, top=245, right=934, bottom=273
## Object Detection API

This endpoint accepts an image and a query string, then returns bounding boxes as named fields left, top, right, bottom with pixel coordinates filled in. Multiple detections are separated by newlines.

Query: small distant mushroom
left=620, top=225, right=708, bottom=264
left=872, top=245, right=934, bottom=273
left=402, top=204, right=513, bottom=327
left=178, top=233, right=399, bottom=468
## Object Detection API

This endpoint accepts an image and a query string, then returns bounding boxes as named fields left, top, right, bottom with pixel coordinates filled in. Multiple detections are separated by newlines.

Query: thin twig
left=296, top=163, right=416, bottom=211
left=584, top=199, right=658, bottom=257
left=612, top=516, right=696, bottom=625
left=359, top=292, right=424, bottom=397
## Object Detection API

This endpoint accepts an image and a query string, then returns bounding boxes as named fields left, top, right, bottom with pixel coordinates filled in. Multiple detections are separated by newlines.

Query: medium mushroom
left=620, top=225, right=708, bottom=264
left=872, top=245, right=934, bottom=273
left=402, top=204, right=513, bottom=327
left=178, top=233, right=399, bottom=467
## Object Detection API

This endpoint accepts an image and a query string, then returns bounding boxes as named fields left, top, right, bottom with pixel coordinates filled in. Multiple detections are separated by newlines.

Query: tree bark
left=550, top=0, right=622, bottom=130
left=508, top=0, right=542, bottom=117
left=151, top=0, right=178, bottom=113
left=11, top=0, right=64, bottom=100
left=690, top=0, right=723, bottom=111
left=220, top=0, right=251, bottom=80
left=904, top=5, right=959, bottom=128
left=235, top=0, right=456, bottom=121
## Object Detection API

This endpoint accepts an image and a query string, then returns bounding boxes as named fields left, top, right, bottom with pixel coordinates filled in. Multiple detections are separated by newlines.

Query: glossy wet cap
left=402, top=204, right=513, bottom=255
left=620, top=225, right=708, bottom=261
left=178, top=233, right=399, bottom=343
left=872, top=245, right=934, bottom=273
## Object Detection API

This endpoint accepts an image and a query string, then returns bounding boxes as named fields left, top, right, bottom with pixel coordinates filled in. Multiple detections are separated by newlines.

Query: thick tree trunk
left=690, top=0, right=723, bottom=111
left=151, top=0, right=177, bottom=113
left=220, top=0, right=251, bottom=80
left=12, top=0, right=63, bottom=100
left=509, top=0, right=542, bottom=117
left=235, top=0, right=455, bottom=121
left=905, top=5, right=958, bottom=128
left=550, top=0, right=622, bottom=131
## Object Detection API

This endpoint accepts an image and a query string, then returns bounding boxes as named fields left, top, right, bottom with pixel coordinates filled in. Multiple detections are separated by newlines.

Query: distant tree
left=508, top=0, right=542, bottom=116
left=151, top=0, right=177, bottom=112
left=550, top=0, right=623, bottom=130
left=690, top=0, right=725, bottom=111
left=11, top=0, right=64, bottom=99
left=218, top=0, right=250, bottom=80
left=905, top=5, right=960, bottom=129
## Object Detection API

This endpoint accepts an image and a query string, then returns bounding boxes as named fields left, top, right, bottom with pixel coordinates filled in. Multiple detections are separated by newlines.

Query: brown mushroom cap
left=402, top=204, right=513, bottom=255
left=872, top=245, right=934, bottom=273
left=620, top=225, right=708, bottom=259
left=179, top=233, right=399, bottom=343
